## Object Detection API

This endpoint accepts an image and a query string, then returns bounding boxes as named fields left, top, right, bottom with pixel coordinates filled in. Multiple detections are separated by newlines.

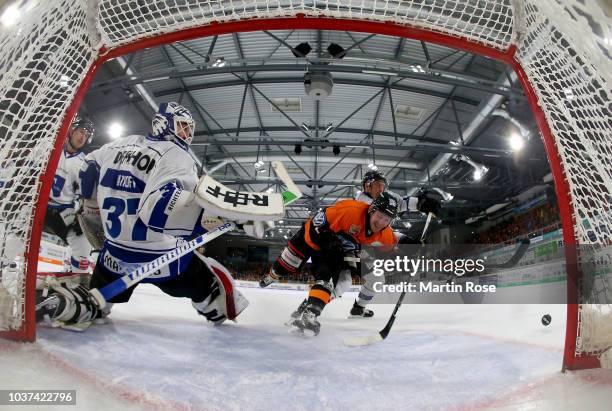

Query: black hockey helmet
left=71, top=115, right=95, bottom=144
left=362, top=170, right=387, bottom=188
left=369, top=191, right=398, bottom=219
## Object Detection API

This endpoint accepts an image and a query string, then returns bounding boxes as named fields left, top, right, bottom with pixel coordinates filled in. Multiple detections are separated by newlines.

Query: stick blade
left=343, top=332, right=384, bottom=347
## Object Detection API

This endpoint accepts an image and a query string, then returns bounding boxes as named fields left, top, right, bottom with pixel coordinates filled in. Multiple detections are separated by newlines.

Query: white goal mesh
left=0, top=0, right=609, bottom=368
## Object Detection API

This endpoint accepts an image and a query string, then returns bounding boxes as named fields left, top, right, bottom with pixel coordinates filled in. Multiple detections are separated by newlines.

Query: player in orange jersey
left=261, top=193, right=401, bottom=335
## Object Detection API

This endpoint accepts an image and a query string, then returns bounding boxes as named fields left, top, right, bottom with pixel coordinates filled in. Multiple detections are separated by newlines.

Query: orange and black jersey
left=304, top=199, right=397, bottom=251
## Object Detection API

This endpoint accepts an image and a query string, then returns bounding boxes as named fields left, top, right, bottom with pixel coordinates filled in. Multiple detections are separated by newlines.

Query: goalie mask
left=151, top=102, right=195, bottom=147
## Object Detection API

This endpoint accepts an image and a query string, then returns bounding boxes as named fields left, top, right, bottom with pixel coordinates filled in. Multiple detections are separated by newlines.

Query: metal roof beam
left=90, top=62, right=523, bottom=101
left=212, top=177, right=515, bottom=191
left=191, top=138, right=514, bottom=157
left=195, top=125, right=449, bottom=144
left=90, top=76, right=480, bottom=109
left=204, top=153, right=423, bottom=170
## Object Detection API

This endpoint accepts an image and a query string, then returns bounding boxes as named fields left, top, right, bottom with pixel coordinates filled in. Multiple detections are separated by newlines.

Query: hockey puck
left=541, top=314, right=552, bottom=326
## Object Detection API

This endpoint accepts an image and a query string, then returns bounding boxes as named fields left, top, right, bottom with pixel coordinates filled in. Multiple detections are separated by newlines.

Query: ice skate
left=290, top=306, right=321, bottom=336
left=348, top=300, right=374, bottom=319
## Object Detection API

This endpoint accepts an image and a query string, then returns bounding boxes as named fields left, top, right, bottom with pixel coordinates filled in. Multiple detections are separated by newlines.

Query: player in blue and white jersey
left=43, top=116, right=95, bottom=276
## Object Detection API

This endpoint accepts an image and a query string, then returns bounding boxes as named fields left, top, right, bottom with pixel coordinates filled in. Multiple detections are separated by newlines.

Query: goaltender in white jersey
left=83, top=133, right=204, bottom=280
left=37, top=102, right=253, bottom=328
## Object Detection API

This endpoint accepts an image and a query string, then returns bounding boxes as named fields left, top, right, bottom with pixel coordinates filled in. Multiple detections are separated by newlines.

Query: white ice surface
left=1, top=285, right=612, bottom=411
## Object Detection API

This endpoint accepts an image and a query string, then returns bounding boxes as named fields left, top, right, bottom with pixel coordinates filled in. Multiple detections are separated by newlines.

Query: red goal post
left=0, top=0, right=609, bottom=370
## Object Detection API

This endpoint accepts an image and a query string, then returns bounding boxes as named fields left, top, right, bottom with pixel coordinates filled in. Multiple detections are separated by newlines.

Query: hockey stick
left=481, top=238, right=530, bottom=270
left=272, top=161, right=301, bottom=204
left=344, top=212, right=435, bottom=347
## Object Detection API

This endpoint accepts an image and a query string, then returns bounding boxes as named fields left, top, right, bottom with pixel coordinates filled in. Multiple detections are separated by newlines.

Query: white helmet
left=151, top=102, right=195, bottom=147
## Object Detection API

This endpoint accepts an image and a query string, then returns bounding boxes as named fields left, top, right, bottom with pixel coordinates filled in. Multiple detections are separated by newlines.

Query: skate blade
left=284, top=316, right=301, bottom=327
left=288, top=325, right=317, bottom=337
left=347, top=314, right=373, bottom=319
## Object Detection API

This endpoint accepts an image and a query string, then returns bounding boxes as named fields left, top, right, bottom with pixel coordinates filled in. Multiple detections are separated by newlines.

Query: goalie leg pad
left=193, top=251, right=249, bottom=323
left=38, top=283, right=100, bottom=325
left=77, top=197, right=105, bottom=251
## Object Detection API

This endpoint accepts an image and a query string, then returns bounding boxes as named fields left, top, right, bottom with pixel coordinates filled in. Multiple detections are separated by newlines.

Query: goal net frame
left=0, top=0, right=609, bottom=372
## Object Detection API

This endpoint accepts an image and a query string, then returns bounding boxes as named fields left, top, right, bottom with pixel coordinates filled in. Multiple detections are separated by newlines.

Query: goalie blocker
left=194, top=161, right=298, bottom=223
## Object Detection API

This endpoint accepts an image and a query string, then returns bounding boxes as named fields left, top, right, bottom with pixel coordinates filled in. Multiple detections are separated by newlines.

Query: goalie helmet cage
left=0, top=0, right=609, bottom=370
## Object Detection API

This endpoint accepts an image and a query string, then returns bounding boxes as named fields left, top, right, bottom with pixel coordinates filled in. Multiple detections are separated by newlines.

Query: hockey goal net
left=0, top=0, right=610, bottom=370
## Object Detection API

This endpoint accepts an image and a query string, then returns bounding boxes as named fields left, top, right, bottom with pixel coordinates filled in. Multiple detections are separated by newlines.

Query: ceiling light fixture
left=292, top=42, right=312, bottom=58
left=108, top=122, right=124, bottom=139
left=327, top=43, right=346, bottom=59
left=212, top=57, right=226, bottom=68
left=1, top=4, right=20, bottom=27
left=509, top=132, right=525, bottom=151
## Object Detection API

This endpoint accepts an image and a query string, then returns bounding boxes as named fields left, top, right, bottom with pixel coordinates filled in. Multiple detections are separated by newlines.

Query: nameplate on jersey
left=195, top=175, right=284, bottom=221
left=113, top=149, right=156, bottom=173
left=100, top=169, right=146, bottom=193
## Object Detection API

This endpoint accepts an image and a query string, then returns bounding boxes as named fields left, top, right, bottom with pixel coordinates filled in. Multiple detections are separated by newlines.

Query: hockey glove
left=417, top=190, right=441, bottom=216
left=259, top=267, right=280, bottom=288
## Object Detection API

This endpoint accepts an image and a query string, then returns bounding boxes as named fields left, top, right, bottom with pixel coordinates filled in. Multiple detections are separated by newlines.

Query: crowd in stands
left=225, top=261, right=365, bottom=285
left=226, top=262, right=318, bottom=283
left=470, top=202, right=560, bottom=245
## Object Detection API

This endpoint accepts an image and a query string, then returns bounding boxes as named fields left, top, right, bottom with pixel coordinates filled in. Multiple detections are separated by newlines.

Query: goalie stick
left=344, top=212, right=435, bottom=347
left=90, top=184, right=302, bottom=307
